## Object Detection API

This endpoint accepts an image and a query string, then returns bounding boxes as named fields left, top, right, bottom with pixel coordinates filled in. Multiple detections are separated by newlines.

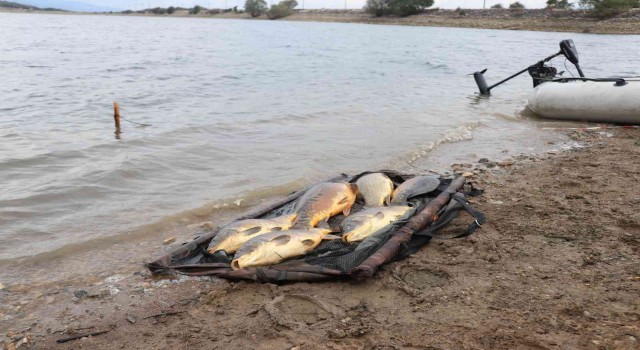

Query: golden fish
left=355, top=173, right=394, bottom=207
left=207, top=214, right=296, bottom=254
left=291, top=182, right=358, bottom=229
left=391, top=176, right=440, bottom=205
left=341, top=206, right=413, bottom=243
left=231, top=229, right=337, bottom=270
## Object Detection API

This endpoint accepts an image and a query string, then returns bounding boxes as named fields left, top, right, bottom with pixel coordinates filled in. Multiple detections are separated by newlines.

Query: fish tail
left=323, top=234, right=342, bottom=240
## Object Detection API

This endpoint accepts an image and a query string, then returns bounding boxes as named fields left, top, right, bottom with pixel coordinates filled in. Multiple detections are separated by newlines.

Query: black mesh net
left=168, top=175, right=462, bottom=272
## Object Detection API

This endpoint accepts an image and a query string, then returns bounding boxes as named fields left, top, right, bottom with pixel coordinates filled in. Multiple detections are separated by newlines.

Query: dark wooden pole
left=349, top=176, right=466, bottom=278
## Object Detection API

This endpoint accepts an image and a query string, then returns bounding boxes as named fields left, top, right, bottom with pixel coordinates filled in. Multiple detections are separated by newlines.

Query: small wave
left=423, top=61, right=450, bottom=71
left=494, top=111, right=527, bottom=121
left=0, top=105, right=32, bottom=112
left=393, top=123, right=478, bottom=168
left=103, top=66, right=147, bottom=73
left=250, top=113, right=317, bottom=125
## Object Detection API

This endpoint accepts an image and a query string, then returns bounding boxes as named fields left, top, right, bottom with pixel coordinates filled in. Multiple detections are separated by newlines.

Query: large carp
left=391, top=176, right=440, bottom=205
left=341, top=206, right=413, bottom=243
left=292, top=182, right=358, bottom=229
left=355, top=173, right=394, bottom=207
left=207, top=214, right=296, bottom=254
left=231, top=229, right=337, bottom=270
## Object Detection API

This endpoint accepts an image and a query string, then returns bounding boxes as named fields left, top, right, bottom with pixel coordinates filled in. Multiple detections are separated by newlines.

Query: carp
left=292, top=182, right=358, bottom=229
left=341, top=206, right=413, bottom=243
left=391, top=176, right=440, bottom=205
left=231, top=229, right=337, bottom=270
left=355, top=173, right=394, bottom=207
left=207, top=214, right=296, bottom=254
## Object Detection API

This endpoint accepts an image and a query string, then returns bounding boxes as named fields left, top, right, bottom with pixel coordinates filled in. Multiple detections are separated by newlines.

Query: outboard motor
left=559, top=39, right=584, bottom=77
left=472, top=39, right=585, bottom=95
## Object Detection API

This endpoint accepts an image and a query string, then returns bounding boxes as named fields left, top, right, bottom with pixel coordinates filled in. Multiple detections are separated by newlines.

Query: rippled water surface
left=1, top=13, right=639, bottom=284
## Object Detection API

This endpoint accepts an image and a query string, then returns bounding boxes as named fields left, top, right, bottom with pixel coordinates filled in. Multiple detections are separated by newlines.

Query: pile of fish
left=207, top=173, right=441, bottom=270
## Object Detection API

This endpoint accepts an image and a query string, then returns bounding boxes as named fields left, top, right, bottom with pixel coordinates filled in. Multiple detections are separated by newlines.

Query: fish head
left=231, top=239, right=270, bottom=270
left=232, top=251, right=268, bottom=270
left=342, top=219, right=373, bottom=243
left=340, top=216, right=363, bottom=233
left=207, top=228, right=239, bottom=253
left=208, top=239, right=232, bottom=254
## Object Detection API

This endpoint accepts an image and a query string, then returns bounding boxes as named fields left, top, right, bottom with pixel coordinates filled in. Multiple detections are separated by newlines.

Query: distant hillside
left=0, top=0, right=64, bottom=10
left=0, top=1, right=37, bottom=9
left=16, top=0, right=122, bottom=12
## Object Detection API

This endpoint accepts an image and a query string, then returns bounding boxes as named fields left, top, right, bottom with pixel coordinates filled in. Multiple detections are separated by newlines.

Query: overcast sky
left=77, top=0, right=551, bottom=10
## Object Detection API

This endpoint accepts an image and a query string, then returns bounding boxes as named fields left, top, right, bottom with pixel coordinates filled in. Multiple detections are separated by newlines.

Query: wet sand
left=2, top=128, right=639, bottom=349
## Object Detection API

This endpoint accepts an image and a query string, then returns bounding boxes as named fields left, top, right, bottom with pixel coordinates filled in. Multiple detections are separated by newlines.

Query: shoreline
left=2, top=8, right=640, bottom=35
left=2, top=127, right=639, bottom=349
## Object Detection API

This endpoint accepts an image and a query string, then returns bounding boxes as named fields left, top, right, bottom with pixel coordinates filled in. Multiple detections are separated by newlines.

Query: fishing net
left=147, top=172, right=484, bottom=283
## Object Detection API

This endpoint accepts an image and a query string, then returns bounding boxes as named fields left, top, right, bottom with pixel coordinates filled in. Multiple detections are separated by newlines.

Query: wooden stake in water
left=113, top=102, right=121, bottom=130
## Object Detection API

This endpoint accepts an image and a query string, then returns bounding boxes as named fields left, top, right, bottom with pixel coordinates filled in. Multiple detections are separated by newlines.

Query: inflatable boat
left=472, top=39, right=640, bottom=125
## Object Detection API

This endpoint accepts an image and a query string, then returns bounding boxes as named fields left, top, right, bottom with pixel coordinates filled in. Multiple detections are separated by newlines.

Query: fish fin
left=271, top=227, right=283, bottom=231
left=208, top=248, right=229, bottom=256
left=348, top=183, right=359, bottom=195
left=287, top=213, right=298, bottom=223
left=322, top=234, right=342, bottom=240
left=291, top=215, right=311, bottom=229
left=317, top=220, right=331, bottom=230
left=291, top=215, right=301, bottom=228
left=338, top=196, right=349, bottom=205
left=385, top=194, right=391, bottom=206
left=343, top=205, right=352, bottom=216
left=271, top=234, right=291, bottom=246
left=389, top=197, right=406, bottom=206
left=301, top=239, right=315, bottom=246
left=241, top=226, right=262, bottom=235
left=374, top=211, right=385, bottom=220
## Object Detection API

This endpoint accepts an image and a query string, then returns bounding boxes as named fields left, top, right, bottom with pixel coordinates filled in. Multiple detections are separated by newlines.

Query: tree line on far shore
left=121, top=0, right=640, bottom=21
left=362, top=0, right=639, bottom=18
left=245, top=0, right=298, bottom=19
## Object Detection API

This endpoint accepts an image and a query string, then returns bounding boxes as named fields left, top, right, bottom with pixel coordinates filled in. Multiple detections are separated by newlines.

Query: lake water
left=1, top=12, right=639, bottom=286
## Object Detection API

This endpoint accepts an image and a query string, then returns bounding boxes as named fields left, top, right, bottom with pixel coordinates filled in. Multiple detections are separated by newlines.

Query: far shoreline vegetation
left=0, top=0, right=64, bottom=11
left=2, top=0, right=640, bottom=34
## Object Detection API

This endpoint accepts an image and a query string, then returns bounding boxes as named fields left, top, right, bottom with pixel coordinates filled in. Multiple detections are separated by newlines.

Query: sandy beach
left=2, top=127, right=639, bottom=349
